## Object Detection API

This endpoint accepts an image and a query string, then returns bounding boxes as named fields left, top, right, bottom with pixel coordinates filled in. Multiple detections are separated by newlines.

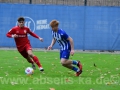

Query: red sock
left=32, top=56, right=42, bottom=68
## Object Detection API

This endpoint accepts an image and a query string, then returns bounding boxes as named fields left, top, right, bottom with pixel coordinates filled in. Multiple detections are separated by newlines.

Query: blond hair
left=50, top=20, right=59, bottom=27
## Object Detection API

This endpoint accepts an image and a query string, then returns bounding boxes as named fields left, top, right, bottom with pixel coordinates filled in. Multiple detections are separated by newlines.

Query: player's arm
left=67, top=37, right=74, bottom=51
left=48, top=38, right=56, bottom=50
left=50, top=38, right=56, bottom=47
left=28, top=29, right=43, bottom=42
left=67, top=37, right=74, bottom=55
left=63, top=31, right=74, bottom=55
left=6, top=29, right=18, bottom=38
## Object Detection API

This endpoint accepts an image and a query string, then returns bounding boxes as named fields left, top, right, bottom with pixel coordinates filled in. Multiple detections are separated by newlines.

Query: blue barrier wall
left=0, top=3, right=120, bottom=50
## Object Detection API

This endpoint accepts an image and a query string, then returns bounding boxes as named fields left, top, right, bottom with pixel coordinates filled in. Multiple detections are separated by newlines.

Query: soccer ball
left=25, top=67, right=34, bottom=75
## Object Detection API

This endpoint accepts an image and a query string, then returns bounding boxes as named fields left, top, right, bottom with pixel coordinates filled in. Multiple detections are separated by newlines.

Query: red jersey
left=6, top=26, right=39, bottom=52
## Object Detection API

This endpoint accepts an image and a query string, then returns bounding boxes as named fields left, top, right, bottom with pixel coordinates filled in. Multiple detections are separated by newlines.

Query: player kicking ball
left=48, top=20, right=82, bottom=76
left=6, top=17, right=44, bottom=71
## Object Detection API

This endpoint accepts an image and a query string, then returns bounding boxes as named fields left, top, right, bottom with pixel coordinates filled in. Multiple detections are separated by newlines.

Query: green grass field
left=0, top=50, right=120, bottom=90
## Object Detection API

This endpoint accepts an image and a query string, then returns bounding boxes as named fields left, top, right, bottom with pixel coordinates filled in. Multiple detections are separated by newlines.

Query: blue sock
left=72, top=60, right=78, bottom=65
left=72, top=66, right=79, bottom=72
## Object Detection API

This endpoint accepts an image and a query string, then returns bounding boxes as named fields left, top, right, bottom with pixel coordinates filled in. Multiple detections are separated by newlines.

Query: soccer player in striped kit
left=48, top=20, right=82, bottom=76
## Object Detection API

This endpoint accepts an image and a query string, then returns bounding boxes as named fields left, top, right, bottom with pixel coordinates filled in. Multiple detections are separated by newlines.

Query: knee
left=61, top=60, right=67, bottom=66
left=27, top=50, right=34, bottom=58
left=28, top=53, right=34, bottom=58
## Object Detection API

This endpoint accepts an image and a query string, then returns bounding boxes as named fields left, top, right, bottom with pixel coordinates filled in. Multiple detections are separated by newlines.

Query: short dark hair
left=17, top=17, right=25, bottom=22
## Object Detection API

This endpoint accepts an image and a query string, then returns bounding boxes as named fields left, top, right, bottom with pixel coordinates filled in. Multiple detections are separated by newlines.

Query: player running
left=6, top=17, right=44, bottom=71
left=48, top=20, right=82, bottom=76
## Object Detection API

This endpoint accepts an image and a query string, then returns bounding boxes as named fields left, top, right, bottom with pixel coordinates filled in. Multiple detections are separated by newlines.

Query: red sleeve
left=28, top=28, right=39, bottom=38
left=6, top=28, right=14, bottom=38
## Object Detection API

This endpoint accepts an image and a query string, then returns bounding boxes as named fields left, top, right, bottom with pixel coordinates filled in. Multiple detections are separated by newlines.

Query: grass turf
left=0, top=50, right=120, bottom=90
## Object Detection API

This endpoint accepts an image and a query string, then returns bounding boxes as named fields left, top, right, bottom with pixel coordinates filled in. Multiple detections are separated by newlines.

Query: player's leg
left=26, top=56, right=36, bottom=70
left=60, top=50, right=82, bottom=76
left=61, top=59, right=82, bottom=71
left=61, top=59, right=82, bottom=76
left=19, top=50, right=36, bottom=69
left=60, top=51, right=78, bottom=70
left=19, top=50, right=34, bottom=64
left=61, top=59, right=79, bottom=72
left=27, top=49, right=44, bottom=71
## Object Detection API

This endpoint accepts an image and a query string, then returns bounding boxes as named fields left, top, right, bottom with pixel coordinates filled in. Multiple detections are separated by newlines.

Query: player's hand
left=70, top=50, right=74, bottom=56
left=39, top=38, right=43, bottom=42
left=12, top=34, right=18, bottom=38
left=47, top=45, right=52, bottom=50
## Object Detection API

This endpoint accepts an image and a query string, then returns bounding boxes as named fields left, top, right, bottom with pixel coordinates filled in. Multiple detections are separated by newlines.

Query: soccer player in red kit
left=6, top=17, right=44, bottom=71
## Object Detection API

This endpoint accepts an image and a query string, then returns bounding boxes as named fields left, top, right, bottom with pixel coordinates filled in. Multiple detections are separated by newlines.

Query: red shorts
left=19, top=44, right=32, bottom=59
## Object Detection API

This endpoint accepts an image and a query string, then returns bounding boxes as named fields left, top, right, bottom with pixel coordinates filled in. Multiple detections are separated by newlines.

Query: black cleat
left=39, top=67, right=44, bottom=72
left=32, top=64, right=36, bottom=70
